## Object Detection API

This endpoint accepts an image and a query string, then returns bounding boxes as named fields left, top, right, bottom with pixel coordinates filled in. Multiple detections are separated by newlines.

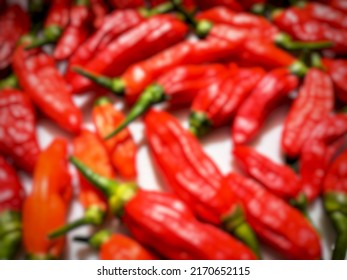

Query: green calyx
left=250, top=3, right=266, bottom=15
left=94, top=96, right=112, bottom=107
left=222, top=205, right=261, bottom=258
left=189, top=111, right=212, bottom=138
left=275, top=33, right=333, bottom=52
left=289, top=60, right=308, bottom=78
left=74, top=229, right=111, bottom=250
left=324, top=192, right=347, bottom=216
left=75, top=0, right=90, bottom=6
left=73, top=67, right=125, bottom=96
left=105, top=84, right=166, bottom=140
left=195, top=20, right=214, bottom=39
left=0, top=74, right=18, bottom=90
left=139, top=1, right=177, bottom=18
left=0, top=211, right=22, bottom=260
left=289, top=193, right=308, bottom=215
left=25, top=25, right=63, bottom=50
left=48, top=205, right=106, bottom=239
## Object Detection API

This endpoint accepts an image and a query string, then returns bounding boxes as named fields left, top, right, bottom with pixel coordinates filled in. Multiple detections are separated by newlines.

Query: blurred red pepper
left=71, top=14, right=189, bottom=93
left=196, top=0, right=243, bottom=11
left=145, top=109, right=260, bottom=256
left=93, top=97, right=137, bottom=180
left=0, top=88, right=40, bottom=173
left=282, top=68, right=334, bottom=159
left=0, top=156, right=24, bottom=259
left=75, top=230, right=158, bottom=260
left=70, top=157, right=258, bottom=260
left=108, top=0, right=144, bottom=8
left=190, top=65, right=265, bottom=137
left=53, top=0, right=93, bottom=61
left=322, top=148, right=347, bottom=260
left=0, top=4, right=30, bottom=77
left=44, top=0, right=70, bottom=29
left=223, top=173, right=321, bottom=260
left=232, top=68, right=299, bottom=145
left=233, top=145, right=301, bottom=200
left=12, top=43, right=82, bottom=134
left=22, top=139, right=72, bottom=259
left=90, top=0, right=108, bottom=28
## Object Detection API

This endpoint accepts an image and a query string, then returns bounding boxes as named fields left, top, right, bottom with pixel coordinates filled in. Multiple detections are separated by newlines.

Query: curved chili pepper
left=196, top=0, right=243, bottom=12
left=223, top=173, right=321, bottom=260
left=75, top=230, right=158, bottom=260
left=322, top=149, right=347, bottom=260
left=282, top=68, right=334, bottom=159
left=70, top=157, right=258, bottom=260
left=0, top=89, right=40, bottom=173
left=108, top=0, right=144, bottom=8
left=22, top=139, right=72, bottom=259
left=233, top=145, right=301, bottom=200
left=144, top=109, right=260, bottom=256
left=53, top=0, right=93, bottom=61
left=49, top=129, right=113, bottom=238
left=93, top=97, right=137, bottom=180
left=12, top=44, right=82, bottom=134
left=0, top=156, right=24, bottom=259
left=70, top=14, right=188, bottom=93
left=190, top=65, right=265, bottom=137
left=232, top=68, right=299, bottom=145
left=322, top=58, right=347, bottom=104
left=0, top=4, right=30, bottom=75
left=90, top=0, right=108, bottom=28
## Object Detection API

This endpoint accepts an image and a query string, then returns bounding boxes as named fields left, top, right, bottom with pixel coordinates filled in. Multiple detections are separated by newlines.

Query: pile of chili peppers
left=0, top=0, right=346, bottom=260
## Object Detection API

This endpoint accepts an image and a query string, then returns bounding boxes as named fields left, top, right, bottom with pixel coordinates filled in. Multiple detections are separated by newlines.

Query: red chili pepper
left=326, top=0, right=347, bottom=13
left=232, top=68, right=299, bottom=145
left=300, top=114, right=347, bottom=202
left=53, top=0, right=93, bottom=61
left=44, top=0, right=71, bottom=30
left=0, top=156, right=24, bottom=259
left=223, top=173, right=321, bottom=260
left=108, top=0, right=144, bottom=8
left=282, top=68, right=334, bottom=159
left=0, top=4, right=30, bottom=75
left=12, top=44, right=82, bottom=134
left=233, top=145, right=301, bottom=200
left=150, top=0, right=195, bottom=10
left=0, top=89, right=40, bottom=173
left=90, top=0, right=108, bottom=28
left=71, top=15, right=188, bottom=93
left=92, top=97, right=137, bottom=180
left=196, top=0, right=243, bottom=12
left=145, top=109, right=260, bottom=256
left=322, top=58, right=347, bottom=104
left=70, top=157, right=258, bottom=260
left=22, top=139, right=72, bottom=259
left=75, top=230, right=158, bottom=260
left=190, top=65, right=265, bottom=137
left=322, top=149, right=347, bottom=259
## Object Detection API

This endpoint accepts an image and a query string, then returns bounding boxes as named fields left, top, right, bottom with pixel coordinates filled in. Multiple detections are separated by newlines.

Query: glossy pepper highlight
left=70, top=157, right=257, bottom=260
left=0, top=156, right=24, bottom=259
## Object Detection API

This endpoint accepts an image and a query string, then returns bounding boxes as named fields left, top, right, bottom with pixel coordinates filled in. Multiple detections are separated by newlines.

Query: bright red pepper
left=145, top=109, right=260, bottom=256
left=322, top=58, right=347, bottom=104
left=92, top=97, right=137, bottom=180
left=0, top=4, right=30, bottom=76
left=12, top=44, right=82, bottom=134
left=53, top=0, right=93, bottom=60
left=22, top=139, right=72, bottom=259
left=223, top=173, right=321, bottom=260
left=71, top=15, right=189, bottom=93
left=70, top=158, right=258, bottom=260
left=0, top=156, right=24, bottom=259
left=282, top=68, right=334, bottom=159
left=232, top=68, right=299, bottom=145
left=0, top=89, right=40, bottom=173
left=190, top=65, right=265, bottom=137
left=233, top=145, right=301, bottom=200
left=322, top=149, right=347, bottom=259
left=108, top=0, right=144, bottom=8
left=196, top=0, right=243, bottom=12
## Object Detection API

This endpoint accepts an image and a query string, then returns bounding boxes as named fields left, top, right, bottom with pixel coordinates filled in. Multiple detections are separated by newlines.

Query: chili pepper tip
left=189, top=111, right=212, bottom=138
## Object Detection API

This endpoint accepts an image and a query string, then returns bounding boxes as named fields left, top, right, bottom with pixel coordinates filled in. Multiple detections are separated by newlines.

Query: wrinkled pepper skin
left=0, top=4, right=30, bottom=75
left=0, top=89, right=40, bottom=173
left=233, top=145, right=301, bottom=200
left=71, top=15, right=189, bottom=93
left=145, top=110, right=260, bottom=256
left=322, top=58, right=347, bottom=104
left=92, top=97, right=137, bottom=180
left=44, top=0, right=71, bottom=30
left=12, top=45, right=82, bottom=134
left=0, top=156, right=24, bottom=259
left=232, top=68, right=298, bottom=145
left=190, top=65, right=265, bottom=137
left=53, top=0, right=93, bottom=60
left=323, top=149, right=347, bottom=259
left=223, top=173, right=321, bottom=260
left=70, top=158, right=258, bottom=260
left=22, top=139, right=72, bottom=259
left=300, top=114, right=347, bottom=202
left=282, top=68, right=334, bottom=159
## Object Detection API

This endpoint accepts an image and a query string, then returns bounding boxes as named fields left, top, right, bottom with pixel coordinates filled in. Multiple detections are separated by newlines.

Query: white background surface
left=11, top=0, right=337, bottom=260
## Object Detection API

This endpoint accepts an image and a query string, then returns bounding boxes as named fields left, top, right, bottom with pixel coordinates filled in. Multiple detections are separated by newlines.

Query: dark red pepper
left=44, top=0, right=71, bottom=30
left=90, top=0, right=108, bottom=28
left=196, top=0, right=243, bottom=12
left=108, top=0, right=144, bottom=8
left=0, top=89, right=40, bottom=173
